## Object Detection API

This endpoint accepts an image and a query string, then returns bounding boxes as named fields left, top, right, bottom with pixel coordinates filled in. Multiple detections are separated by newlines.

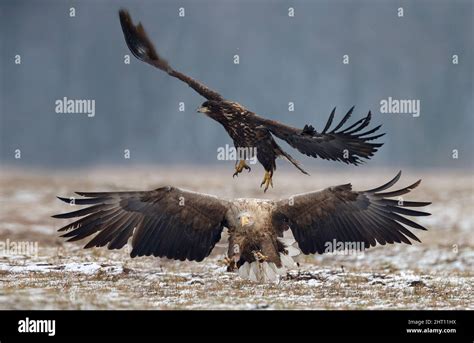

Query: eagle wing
left=255, top=107, right=384, bottom=165
left=119, top=9, right=223, bottom=101
left=53, top=186, right=230, bottom=262
left=272, top=171, right=431, bottom=254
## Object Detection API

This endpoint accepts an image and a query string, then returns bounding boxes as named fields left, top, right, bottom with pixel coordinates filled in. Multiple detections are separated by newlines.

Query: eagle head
left=197, top=100, right=220, bottom=115
left=237, top=211, right=254, bottom=227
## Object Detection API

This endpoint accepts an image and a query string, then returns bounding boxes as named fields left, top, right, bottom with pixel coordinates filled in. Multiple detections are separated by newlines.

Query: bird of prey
left=53, top=171, right=430, bottom=282
left=118, top=10, right=385, bottom=192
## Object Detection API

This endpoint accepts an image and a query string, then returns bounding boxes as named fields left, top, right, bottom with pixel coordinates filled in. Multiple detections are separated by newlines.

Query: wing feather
left=273, top=171, right=430, bottom=254
left=119, top=9, right=223, bottom=101
left=321, top=107, right=336, bottom=134
left=54, top=186, right=230, bottom=262
left=255, top=107, right=384, bottom=165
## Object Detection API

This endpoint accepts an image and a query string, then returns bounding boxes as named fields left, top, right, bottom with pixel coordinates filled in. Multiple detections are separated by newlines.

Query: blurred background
left=1, top=0, right=473, bottom=170
left=0, top=0, right=473, bottom=310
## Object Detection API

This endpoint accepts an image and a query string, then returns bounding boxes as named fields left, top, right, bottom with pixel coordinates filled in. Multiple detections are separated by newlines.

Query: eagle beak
left=240, top=216, right=250, bottom=227
left=197, top=106, right=210, bottom=114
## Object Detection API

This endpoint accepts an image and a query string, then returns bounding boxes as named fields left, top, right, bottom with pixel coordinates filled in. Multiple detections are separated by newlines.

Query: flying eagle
left=53, top=172, right=430, bottom=282
left=118, top=10, right=385, bottom=191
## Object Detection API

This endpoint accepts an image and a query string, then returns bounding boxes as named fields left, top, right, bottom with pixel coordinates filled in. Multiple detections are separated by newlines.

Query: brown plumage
left=118, top=9, right=385, bottom=192
left=54, top=171, right=430, bottom=282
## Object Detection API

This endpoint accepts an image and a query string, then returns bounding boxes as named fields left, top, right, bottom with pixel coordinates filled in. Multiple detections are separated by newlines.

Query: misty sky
left=1, top=0, right=473, bottom=170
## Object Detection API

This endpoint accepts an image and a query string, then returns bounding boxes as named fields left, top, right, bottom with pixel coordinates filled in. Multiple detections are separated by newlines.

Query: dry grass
left=0, top=167, right=472, bottom=309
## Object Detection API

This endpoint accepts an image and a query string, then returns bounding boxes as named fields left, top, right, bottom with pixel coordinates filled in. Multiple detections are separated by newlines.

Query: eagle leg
left=222, top=256, right=238, bottom=272
left=252, top=251, right=268, bottom=262
left=233, top=160, right=251, bottom=178
left=260, top=170, right=274, bottom=192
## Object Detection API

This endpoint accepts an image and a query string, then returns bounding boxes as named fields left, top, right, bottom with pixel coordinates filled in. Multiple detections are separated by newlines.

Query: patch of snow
left=307, top=279, right=322, bottom=287
left=0, top=262, right=123, bottom=275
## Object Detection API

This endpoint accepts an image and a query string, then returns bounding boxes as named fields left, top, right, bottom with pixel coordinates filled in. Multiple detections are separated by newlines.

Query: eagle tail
left=278, top=237, right=301, bottom=257
left=238, top=261, right=286, bottom=283
left=237, top=251, right=297, bottom=283
left=277, top=148, right=310, bottom=175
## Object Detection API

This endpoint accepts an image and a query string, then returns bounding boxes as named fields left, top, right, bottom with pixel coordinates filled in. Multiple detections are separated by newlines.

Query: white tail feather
left=278, top=237, right=301, bottom=257
left=237, top=253, right=297, bottom=282
left=238, top=261, right=285, bottom=282
left=278, top=237, right=296, bottom=246
left=263, top=262, right=277, bottom=281
left=280, top=253, right=296, bottom=269
left=286, top=246, right=300, bottom=257
left=238, top=261, right=250, bottom=279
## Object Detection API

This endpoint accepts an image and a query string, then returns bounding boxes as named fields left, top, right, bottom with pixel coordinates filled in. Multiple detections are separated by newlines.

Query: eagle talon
left=233, top=160, right=251, bottom=178
left=222, top=256, right=238, bottom=272
left=119, top=11, right=386, bottom=193
left=260, top=171, right=274, bottom=193
left=253, top=251, right=268, bottom=263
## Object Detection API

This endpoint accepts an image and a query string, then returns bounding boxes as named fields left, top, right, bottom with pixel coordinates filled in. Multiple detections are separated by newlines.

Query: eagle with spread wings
left=119, top=10, right=385, bottom=192
left=54, top=172, right=430, bottom=282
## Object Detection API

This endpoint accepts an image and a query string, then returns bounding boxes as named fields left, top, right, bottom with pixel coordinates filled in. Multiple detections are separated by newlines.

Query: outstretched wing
left=53, top=186, right=230, bottom=262
left=255, top=107, right=384, bottom=165
left=273, top=171, right=431, bottom=254
left=119, top=9, right=223, bottom=101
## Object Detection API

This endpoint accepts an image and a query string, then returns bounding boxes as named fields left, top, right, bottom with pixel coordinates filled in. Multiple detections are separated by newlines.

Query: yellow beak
left=240, top=216, right=250, bottom=226
left=197, top=106, right=210, bottom=113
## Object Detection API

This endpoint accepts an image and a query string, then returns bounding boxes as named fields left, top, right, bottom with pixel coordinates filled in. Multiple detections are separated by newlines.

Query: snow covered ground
left=0, top=167, right=472, bottom=309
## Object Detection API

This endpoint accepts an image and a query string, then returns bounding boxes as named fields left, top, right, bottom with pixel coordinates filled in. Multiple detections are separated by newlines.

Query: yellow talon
left=260, top=170, right=273, bottom=192
left=233, top=160, right=251, bottom=178
left=253, top=251, right=268, bottom=262
left=222, top=256, right=238, bottom=272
